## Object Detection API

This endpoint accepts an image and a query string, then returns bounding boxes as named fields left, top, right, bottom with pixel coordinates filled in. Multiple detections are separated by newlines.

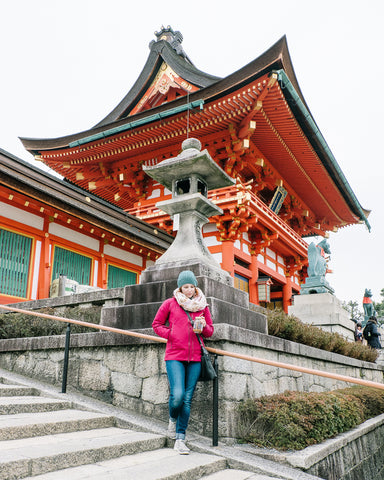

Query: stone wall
left=0, top=323, right=382, bottom=442
left=276, top=413, right=384, bottom=480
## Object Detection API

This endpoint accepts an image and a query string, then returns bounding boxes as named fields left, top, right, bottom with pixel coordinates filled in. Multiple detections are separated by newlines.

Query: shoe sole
left=175, top=449, right=190, bottom=455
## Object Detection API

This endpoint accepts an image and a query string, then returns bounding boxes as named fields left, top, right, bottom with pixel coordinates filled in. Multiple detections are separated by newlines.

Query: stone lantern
left=141, top=137, right=235, bottom=284
left=101, top=137, right=267, bottom=336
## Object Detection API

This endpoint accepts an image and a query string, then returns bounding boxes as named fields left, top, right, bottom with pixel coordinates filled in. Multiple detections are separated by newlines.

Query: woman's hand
left=193, top=315, right=206, bottom=333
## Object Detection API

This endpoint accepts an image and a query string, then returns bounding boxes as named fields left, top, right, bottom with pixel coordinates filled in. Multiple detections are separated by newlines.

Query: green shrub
left=237, top=387, right=382, bottom=451
left=336, top=386, right=384, bottom=419
left=266, top=309, right=378, bottom=363
left=0, top=306, right=101, bottom=339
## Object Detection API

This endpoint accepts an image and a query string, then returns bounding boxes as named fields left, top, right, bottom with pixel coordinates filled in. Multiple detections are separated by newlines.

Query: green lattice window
left=0, top=229, right=32, bottom=298
left=51, top=246, right=91, bottom=285
left=107, top=265, right=137, bottom=288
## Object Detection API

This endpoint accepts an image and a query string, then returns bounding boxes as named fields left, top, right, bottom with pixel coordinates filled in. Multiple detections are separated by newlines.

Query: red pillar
left=98, top=241, right=107, bottom=289
left=249, top=253, right=259, bottom=305
left=38, top=218, right=51, bottom=299
left=283, top=276, right=293, bottom=313
left=221, top=240, right=235, bottom=277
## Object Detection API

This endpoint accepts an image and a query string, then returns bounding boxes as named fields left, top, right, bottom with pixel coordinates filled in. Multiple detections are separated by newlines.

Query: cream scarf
left=173, top=287, right=208, bottom=312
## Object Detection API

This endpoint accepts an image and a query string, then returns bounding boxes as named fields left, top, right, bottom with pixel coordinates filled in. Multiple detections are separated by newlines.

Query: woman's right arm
left=152, top=299, right=172, bottom=339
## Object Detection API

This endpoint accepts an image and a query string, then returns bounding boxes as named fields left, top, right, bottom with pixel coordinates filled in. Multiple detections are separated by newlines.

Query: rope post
left=61, top=323, right=71, bottom=393
left=212, top=354, right=219, bottom=446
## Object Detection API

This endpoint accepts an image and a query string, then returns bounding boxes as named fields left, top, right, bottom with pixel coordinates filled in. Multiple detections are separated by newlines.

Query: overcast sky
left=1, top=0, right=383, bottom=307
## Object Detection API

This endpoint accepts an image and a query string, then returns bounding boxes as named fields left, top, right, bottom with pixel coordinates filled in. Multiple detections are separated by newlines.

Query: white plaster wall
left=211, top=252, right=222, bottom=264
left=203, top=235, right=220, bottom=247
left=104, top=244, right=142, bottom=267
left=0, top=202, right=44, bottom=230
left=147, top=188, right=161, bottom=199
left=203, top=223, right=217, bottom=233
left=49, top=223, right=99, bottom=251
left=93, top=261, right=98, bottom=287
left=31, top=240, right=41, bottom=299
left=267, top=259, right=275, bottom=270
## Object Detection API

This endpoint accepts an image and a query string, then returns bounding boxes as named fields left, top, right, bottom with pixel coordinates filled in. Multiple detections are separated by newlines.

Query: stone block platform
left=288, top=292, right=355, bottom=341
left=101, top=263, right=266, bottom=333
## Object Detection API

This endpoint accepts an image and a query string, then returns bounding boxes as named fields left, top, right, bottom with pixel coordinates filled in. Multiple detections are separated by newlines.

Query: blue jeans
left=166, top=360, right=201, bottom=440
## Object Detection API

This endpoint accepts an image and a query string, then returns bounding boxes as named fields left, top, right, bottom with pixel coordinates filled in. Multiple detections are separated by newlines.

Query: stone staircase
left=0, top=371, right=322, bottom=480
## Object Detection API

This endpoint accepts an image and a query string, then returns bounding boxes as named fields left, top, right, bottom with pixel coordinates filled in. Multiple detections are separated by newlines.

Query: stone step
left=0, top=371, right=309, bottom=480
left=0, top=408, right=116, bottom=440
left=0, top=427, right=166, bottom=480
left=22, top=447, right=227, bottom=479
left=0, top=396, right=71, bottom=415
left=201, top=470, right=287, bottom=479
left=0, top=384, right=37, bottom=397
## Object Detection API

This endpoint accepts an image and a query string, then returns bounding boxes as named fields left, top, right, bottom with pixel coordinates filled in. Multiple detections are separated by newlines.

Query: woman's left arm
left=201, top=306, right=214, bottom=338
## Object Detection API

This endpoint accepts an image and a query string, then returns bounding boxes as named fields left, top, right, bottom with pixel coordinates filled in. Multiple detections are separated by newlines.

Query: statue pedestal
left=300, top=275, right=334, bottom=295
left=288, top=293, right=355, bottom=341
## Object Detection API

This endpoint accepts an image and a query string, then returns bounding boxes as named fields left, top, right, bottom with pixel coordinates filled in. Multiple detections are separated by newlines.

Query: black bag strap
left=183, top=309, right=204, bottom=347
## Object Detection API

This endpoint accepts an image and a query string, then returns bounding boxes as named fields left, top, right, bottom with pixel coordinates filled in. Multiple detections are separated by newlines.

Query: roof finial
left=150, top=26, right=190, bottom=62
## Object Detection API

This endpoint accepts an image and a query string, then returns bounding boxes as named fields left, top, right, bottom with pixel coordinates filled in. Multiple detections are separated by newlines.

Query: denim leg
left=166, top=360, right=186, bottom=421
left=166, top=360, right=201, bottom=440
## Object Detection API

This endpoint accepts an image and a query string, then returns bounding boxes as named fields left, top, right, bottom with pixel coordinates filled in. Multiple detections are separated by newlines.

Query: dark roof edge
left=0, top=147, right=173, bottom=248
left=94, top=40, right=220, bottom=128
left=274, top=70, right=371, bottom=231
left=93, top=48, right=161, bottom=128
left=20, top=36, right=293, bottom=154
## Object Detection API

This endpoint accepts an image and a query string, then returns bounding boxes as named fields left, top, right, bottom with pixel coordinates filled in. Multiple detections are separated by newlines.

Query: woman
left=363, top=316, right=382, bottom=349
left=152, top=270, right=214, bottom=454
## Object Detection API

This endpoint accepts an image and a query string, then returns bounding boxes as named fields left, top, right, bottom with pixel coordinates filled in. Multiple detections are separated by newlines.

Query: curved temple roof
left=21, top=33, right=298, bottom=152
left=20, top=29, right=370, bottom=232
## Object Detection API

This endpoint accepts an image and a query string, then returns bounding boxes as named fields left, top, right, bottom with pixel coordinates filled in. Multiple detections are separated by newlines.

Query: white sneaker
left=167, top=419, right=177, bottom=439
left=174, top=439, right=190, bottom=455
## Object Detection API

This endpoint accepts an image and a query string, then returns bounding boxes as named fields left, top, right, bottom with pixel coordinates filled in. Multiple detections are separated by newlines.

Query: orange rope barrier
left=1, top=304, right=383, bottom=390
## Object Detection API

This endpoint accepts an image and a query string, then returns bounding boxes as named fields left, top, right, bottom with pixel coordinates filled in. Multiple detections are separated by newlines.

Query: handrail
left=0, top=304, right=383, bottom=390
left=0, top=304, right=166, bottom=344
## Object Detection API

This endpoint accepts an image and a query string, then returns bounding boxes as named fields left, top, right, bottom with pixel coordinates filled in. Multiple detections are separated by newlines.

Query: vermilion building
left=16, top=27, right=369, bottom=311
left=0, top=150, right=172, bottom=305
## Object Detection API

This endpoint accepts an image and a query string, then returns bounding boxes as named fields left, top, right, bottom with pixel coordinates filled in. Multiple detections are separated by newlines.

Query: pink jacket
left=152, top=297, right=214, bottom=361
